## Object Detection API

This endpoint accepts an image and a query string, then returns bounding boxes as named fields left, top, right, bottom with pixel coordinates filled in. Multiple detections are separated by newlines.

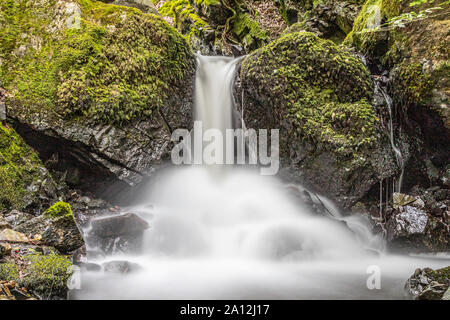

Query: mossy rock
left=1, top=0, right=196, bottom=189
left=240, top=32, right=395, bottom=207
left=0, top=261, right=19, bottom=281
left=15, top=201, right=84, bottom=254
left=0, top=0, right=194, bottom=125
left=44, top=201, right=74, bottom=219
left=0, top=122, right=56, bottom=213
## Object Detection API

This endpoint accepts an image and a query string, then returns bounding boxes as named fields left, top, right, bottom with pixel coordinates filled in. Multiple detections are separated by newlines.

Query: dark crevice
left=10, top=119, right=135, bottom=203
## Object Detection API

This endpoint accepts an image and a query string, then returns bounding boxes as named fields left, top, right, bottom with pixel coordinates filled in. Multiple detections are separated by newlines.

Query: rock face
left=1, top=0, right=196, bottom=199
left=386, top=192, right=449, bottom=252
left=239, top=31, right=396, bottom=208
left=405, top=266, right=450, bottom=300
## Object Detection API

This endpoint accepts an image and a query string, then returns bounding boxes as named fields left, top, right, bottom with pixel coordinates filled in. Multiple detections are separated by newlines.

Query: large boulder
left=386, top=192, right=449, bottom=252
left=86, top=213, right=149, bottom=254
left=239, top=31, right=396, bottom=208
left=15, top=202, right=84, bottom=254
left=0, top=0, right=196, bottom=199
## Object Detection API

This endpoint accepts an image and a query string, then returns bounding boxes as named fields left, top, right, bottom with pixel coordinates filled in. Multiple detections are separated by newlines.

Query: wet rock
left=89, top=213, right=149, bottom=238
left=102, top=260, right=140, bottom=274
left=86, top=213, right=149, bottom=255
left=14, top=203, right=84, bottom=254
left=2, top=210, right=34, bottom=228
left=387, top=205, right=428, bottom=241
left=0, top=229, right=29, bottom=243
left=405, top=266, right=450, bottom=300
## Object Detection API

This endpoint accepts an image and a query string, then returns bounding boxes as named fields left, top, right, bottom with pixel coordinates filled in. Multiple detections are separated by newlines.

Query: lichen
left=0, top=0, right=194, bottom=125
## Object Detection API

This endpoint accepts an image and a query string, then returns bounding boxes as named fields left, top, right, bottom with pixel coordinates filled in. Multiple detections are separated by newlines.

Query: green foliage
left=21, top=253, right=72, bottom=298
left=0, top=0, right=193, bottom=125
left=0, top=262, right=19, bottom=281
left=44, top=201, right=73, bottom=219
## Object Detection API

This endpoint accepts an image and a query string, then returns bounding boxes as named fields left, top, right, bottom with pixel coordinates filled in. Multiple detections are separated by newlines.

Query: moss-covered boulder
left=15, top=201, right=84, bottom=254
left=345, top=0, right=449, bottom=184
left=240, top=32, right=397, bottom=208
left=0, top=0, right=196, bottom=192
left=0, top=122, right=56, bottom=214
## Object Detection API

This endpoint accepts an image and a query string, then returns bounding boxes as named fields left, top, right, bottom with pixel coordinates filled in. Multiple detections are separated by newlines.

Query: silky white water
left=72, top=56, right=449, bottom=300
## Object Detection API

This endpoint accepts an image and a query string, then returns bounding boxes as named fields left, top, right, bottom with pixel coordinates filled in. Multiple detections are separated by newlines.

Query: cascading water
left=376, top=82, right=405, bottom=193
left=72, top=56, right=449, bottom=300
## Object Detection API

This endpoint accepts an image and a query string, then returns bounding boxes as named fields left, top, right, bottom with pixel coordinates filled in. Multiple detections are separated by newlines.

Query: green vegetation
left=0, top=0, right=193, bottom=125
left=0, top=122, right=45, bottom=212
left=44, top=201, right=74, bottom=219
left=0, top=262, right=19, bottom=281
left=21, top=253, right=72, bottom=298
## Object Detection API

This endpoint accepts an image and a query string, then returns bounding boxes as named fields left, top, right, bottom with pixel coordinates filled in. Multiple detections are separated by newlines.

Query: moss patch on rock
left=0, top=262, right=19, bottom=281
left=44, top=201, right=73, bottom=219
left=0, top=0, right=194, bottom=125
left=0, top=122, right=50, bottom=212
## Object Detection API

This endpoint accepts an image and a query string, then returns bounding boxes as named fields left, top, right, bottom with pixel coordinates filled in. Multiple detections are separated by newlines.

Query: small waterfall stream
left=72, top=56, right=449, bottom=300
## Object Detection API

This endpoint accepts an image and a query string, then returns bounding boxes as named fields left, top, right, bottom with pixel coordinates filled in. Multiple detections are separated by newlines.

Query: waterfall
left=72, top=56, right=449, bottom=300
left=376, top=82, right=404, bottom=192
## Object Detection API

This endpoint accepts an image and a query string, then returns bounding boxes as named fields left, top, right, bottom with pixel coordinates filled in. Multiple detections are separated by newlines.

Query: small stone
left=102, top=260, right=140, bottom=274
left=0, top=229, right=29, bottom=243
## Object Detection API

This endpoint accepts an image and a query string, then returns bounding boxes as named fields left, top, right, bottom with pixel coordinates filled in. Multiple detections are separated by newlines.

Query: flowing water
left=72, top=56, right=449, bottom=300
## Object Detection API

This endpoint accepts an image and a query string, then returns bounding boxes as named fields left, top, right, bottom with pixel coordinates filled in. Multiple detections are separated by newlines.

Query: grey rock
left=102, top=260, right=140, bottom=274
left=405, top=266, right=450, bottom=300
left=15, top=214, right=84, bottom=254
left=88, top=213, right=149, bottom=238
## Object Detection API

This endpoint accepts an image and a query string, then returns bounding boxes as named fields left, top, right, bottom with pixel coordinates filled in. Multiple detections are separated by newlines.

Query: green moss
left=233, top=10, right=268, bottom=51
left=393, top=62, right=434, bottom=105
left=242, top=32, right=377, bottom=156
left=157, top=0, right=209, bottom=39
left=21, top=253, right=72, bottom=298
left=0, top=0, right=193, bottom=125
left=0, top=262, right=19, bottom=281
left=0, top=122, right=45, bottom=212
left=44, top=201, right=73, bottom=219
